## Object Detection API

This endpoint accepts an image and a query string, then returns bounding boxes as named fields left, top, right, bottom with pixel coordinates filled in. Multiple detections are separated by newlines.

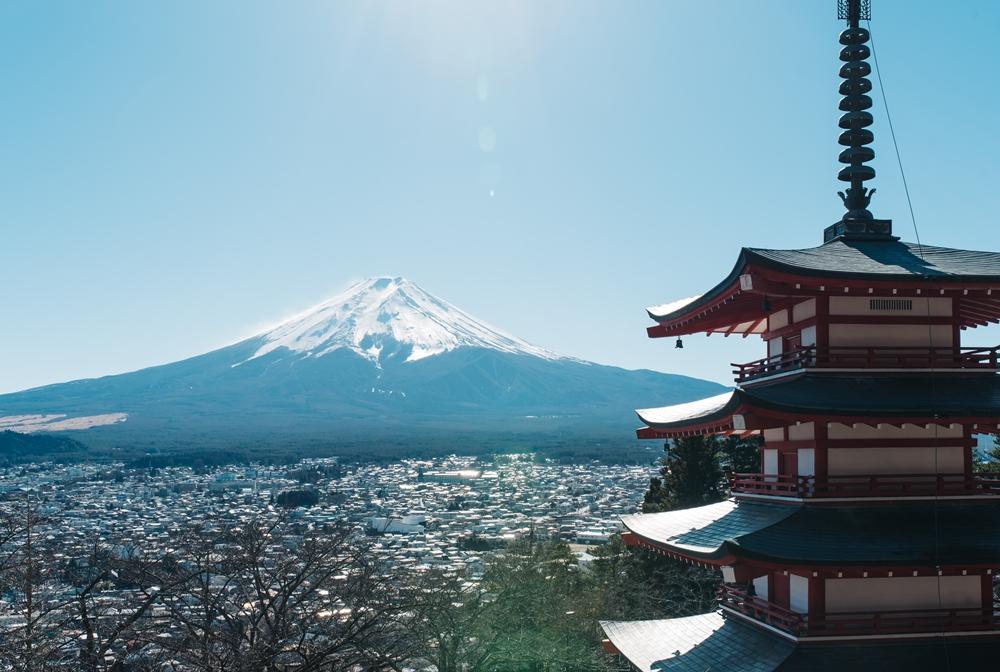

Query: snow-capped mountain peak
left=244, top=277, right=565, bottom=365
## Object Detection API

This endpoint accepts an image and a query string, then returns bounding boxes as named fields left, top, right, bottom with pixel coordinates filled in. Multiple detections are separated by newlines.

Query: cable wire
left=868, top=20, right=952, bottom=671
left=867, top=20, right=923, bottom=254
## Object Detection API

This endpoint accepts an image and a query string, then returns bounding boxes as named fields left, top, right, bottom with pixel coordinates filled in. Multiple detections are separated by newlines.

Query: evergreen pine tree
left=642, top=436, right=725, bottom=512
left=641, top=476, right=665, bottom=513
left=719, top=435, right=762, bottom=475
left=601, top=434, right=728, bottom=627
left=977, top=434, right=1000, bottom=473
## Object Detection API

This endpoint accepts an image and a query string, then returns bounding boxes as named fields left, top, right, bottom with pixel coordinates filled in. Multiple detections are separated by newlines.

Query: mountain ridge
left=241, top=276, right=568, bottom=367
left=0, top=277, right=727, bottom=450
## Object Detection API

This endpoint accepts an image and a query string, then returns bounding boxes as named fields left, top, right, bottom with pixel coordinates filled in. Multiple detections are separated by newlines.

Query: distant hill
left=0, top=430, right=90, bottom=461
left=0, top=277, right=726, bottom=458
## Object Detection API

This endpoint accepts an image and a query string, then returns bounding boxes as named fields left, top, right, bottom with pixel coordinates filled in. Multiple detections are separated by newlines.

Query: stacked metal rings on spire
left=837, top=25, right=876, bottom=219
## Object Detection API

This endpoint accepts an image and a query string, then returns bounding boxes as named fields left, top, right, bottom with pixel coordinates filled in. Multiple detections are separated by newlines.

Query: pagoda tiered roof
left=601, top=613, right=793, bottom=672
left=636, top=373, right=1000, bottom=438
left=609, top=1, right=1000, bottom=666
left=647, top=239, right=1000, bottom=337
left=601, top=612, right=1000, bottom=671
left=621, top=499, right=1000, bottom=567
left=746, top=240, right=1000, bottom=280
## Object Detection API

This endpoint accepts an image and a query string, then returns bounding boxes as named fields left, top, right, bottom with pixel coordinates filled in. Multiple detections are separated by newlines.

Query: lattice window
left=869, top=298, right=913, bottom=311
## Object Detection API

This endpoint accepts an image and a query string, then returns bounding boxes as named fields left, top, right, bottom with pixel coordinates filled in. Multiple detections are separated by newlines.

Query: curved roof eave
left=600, top=611, right=792, bottom=672
left=601, top=614, right=1000, bottom=672
left=646, top=249, right=750, bottom=322
left=600, top=613, right=796, bottom=672
left=624, top=500, right=1000, bottom=567
left=638, top=375, right=1000, bottom=437
left=635, top=390, right=739, bottom=429
left=646, top=240, right=1000, bottom=330
left=621, top=500, right=797, bottom=561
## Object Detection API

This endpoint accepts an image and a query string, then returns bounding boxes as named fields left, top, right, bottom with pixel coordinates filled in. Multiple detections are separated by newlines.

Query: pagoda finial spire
left=825, top=0, right=892, bottom=241
left=837, top=0, right=875, bottom=222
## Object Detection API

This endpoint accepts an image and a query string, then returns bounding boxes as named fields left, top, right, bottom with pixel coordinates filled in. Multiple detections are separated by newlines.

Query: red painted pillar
left=808, top=574, right=825, bottom=633
left=732, top=563, right=754, bottom=584
left=772, top=572, right=791, bottom=609
left=814, top=422, right=829, bottom=482
left=952, top=297, right=962, bottom=351
left=982, top=573, right=994, bottom=619
left=963, top=424, right=975, bottom=479
left=815, top=296, right=830, bottom=356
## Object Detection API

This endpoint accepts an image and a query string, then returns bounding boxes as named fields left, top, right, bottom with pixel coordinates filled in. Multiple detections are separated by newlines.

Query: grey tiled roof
left=738, top=501, right=1000, bottom=565
left=639, top=373, right=1000, bottom=430
left=778, top=638, right=1000, bottom=670
left=747, top=239, right=1000, bottom=281
left=647, top=238, right=1000, bottom=324
left=746, top=373, right=1000, bottom=419
left=601, top=613, right=1000, bottom=671
left=600, top=612, right=795, bottom=672
left=636, top=392, right=738, bottom=429
left=622, top=500, right=795, bottom=555
left=624, top=500, right=1000, bottom=565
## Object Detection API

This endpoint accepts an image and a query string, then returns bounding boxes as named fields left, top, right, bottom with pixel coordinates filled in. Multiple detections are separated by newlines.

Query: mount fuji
left=0, top=277, right=725, bottom=455
left=241, top=276, right=566, bottom=367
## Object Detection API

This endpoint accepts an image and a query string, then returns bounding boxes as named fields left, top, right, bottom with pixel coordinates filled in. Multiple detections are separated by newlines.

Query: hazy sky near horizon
left=3, top=0, right=1000, bottom=394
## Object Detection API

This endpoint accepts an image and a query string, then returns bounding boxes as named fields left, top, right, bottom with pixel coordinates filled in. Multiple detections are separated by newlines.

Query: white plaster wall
left=763, top=428, right=784, bottom=442
left=829, top=296, right=952, bottom=316
left=793, top=299, right=817, bottom=322
left=827, top=446, right=964, bottom=475
left=769, top=309, right=789, bottom=331
left=789, top=575, right=809, bottom=614
left=800, top=324, right=817, bottom=347
left=788, top=422, right=815, bottom=441
left=828, top=323, right=953, bottom=348
left=763, top=450, right=778, bottom=476
left=753, top=575, right=769, bottom=601
left=768, top=337, right=783, bottom=359
left=798, top=449, right=815, bottom=476
left=825, top=576, right=980, bottom=613
left=827, top=423, right=964, bottom=440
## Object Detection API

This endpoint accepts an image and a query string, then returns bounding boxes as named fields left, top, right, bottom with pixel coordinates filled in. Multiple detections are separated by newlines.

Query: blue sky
left=3, top=0, right=1000, bottom=394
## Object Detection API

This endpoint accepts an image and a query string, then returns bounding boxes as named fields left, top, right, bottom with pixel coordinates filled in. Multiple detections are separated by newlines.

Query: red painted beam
left=624, top=533, right=733, bottom=567
left=722, top=557, right=1000, bottom=577
left=651, top=306, right=778, bottom=338
left=741, top=317, right=767, bottom=338
left=826, top=315, right=957, bottom=325
left=764, top=437, right=976, bottom=450
left=752, top=266, right=1000, bottom=293
left=637, top=422, right=735, bottom=440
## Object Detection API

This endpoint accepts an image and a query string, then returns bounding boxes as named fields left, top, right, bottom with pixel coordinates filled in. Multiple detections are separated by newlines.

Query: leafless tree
left=401, top=568, right=493, bottom=672
left=67, top=540, right=195, bottom=672
left=0, top=500, right=412, bottom=671
left=153, top=515, right=411, bottom=671
left=0, top=494, right=79, bottom=671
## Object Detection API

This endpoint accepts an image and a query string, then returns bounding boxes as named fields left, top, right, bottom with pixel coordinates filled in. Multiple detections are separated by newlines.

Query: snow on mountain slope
left=244, top=277, right=567, bottom=366
left=0, top=275, right=730, bottom=447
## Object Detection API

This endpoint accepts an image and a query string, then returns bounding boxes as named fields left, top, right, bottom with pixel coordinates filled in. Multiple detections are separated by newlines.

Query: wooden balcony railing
left=730, top=472, right=1000, bottom=499
left=720, top=585, right=1000, bottom=637
left=719, top=585, right=806, bottom=635
left=807, top=608, right=1000, bottom=636
left=732, top=345, right=1000, bottom=383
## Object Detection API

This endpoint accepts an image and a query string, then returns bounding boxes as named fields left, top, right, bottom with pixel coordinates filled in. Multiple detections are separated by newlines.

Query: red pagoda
left=600, top=1, right=1000, bottom=669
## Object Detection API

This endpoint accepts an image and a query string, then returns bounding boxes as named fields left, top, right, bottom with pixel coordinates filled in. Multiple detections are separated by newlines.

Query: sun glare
left=368, top=0, right=563, bottom=74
